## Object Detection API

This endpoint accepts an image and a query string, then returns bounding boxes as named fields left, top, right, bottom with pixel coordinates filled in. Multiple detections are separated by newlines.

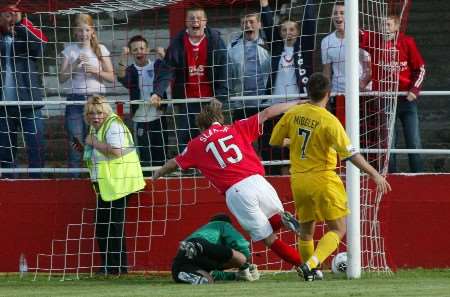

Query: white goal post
left=344, top=0, right=361, bottom=279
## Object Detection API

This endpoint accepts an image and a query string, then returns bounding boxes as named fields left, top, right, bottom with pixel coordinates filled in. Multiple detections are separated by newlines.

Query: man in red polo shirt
left=150, top=7, right=228, bottom=154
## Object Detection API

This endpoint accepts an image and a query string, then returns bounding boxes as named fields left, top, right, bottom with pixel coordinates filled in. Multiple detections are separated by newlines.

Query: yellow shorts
left=291, top=171, right=350, bottom=223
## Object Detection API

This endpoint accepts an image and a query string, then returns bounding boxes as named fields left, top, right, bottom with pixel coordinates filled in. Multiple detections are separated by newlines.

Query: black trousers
left=171, top=237, right=233, bottom=283
left=232, top=107, right=260, bottom=122
left=260, top=115, right=288, bottom=175
left=173, top=103, right=203, bottom=154
left=94, top=185, right=130, bottom=272
left=135, top=118, right=168, bottom=171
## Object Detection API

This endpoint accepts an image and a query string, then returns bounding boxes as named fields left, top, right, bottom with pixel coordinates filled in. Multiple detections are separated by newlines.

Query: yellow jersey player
left=270, top=72, right=391, bottom=281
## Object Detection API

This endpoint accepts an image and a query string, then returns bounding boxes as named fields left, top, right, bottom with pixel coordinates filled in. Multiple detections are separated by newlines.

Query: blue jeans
left=65, top=94, right=88, bottom=176
left=0, top=107, right=45, bottom=178
left=389, top=98, right=423, bottom=173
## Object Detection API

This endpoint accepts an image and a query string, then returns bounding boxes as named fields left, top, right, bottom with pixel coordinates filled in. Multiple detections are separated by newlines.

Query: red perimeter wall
left=1, top=174, right=449, bottom=272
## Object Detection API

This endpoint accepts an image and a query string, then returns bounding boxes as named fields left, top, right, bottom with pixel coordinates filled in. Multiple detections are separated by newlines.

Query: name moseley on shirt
left=294, top=115, right=319, bottom=130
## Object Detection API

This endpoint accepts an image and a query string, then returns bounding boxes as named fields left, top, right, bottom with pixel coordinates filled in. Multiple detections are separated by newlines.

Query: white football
left=331, top=252, right=348, bottom=274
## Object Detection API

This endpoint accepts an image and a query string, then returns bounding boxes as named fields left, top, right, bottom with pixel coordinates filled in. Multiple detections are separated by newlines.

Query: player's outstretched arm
left=152, top=158, right=179, bottom=180
left=349, top=153, right=392, bottom=194
left=259, top=100, right=308, bottom=124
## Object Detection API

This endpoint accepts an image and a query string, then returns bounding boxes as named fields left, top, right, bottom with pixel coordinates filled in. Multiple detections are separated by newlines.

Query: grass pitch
left=1, top=269, right=450, bottom=297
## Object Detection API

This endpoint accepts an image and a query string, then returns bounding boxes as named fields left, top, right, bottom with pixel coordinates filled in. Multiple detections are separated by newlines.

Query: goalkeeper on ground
left=171, top=213, right=260, bottom=284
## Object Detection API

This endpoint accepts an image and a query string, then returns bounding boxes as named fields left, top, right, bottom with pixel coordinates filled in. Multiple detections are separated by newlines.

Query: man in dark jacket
left=260, top=0, right=316, bottom=99
left=259, top=0, right=316, bottom=175
left=117, top=35, right=167, bottom=172
left=0, top=7, right=47, bottom=178
left=149, top=7, right=228, bottom=154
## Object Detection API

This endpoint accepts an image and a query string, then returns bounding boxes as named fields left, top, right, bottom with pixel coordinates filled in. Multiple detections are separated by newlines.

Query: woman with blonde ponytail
left=59, top=13, right=114, bottom=175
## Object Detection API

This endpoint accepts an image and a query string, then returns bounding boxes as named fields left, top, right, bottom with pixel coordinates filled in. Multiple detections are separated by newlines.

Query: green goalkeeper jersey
left=186, top=221, right=250, bottom=259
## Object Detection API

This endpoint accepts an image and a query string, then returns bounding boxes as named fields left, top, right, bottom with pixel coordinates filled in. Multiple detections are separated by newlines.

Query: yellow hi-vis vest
left=89, top=113, right=145, bottom=201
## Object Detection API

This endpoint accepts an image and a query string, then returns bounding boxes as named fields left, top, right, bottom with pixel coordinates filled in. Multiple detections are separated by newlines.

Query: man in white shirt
left=321, top=1, right=372, bottom=94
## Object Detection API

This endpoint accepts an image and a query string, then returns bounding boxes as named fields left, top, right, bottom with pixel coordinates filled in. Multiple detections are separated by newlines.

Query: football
left=331, top=252, right=348, bottom=274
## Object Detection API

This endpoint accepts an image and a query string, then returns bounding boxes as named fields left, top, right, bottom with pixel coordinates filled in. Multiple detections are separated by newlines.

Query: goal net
left=0, top=0, right=408, bottom=278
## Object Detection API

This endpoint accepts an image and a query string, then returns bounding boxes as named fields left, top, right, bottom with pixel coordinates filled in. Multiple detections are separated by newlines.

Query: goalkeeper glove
left=249, top=264, right=260, bottom=280
left=236, top=267, right=254, bottom=282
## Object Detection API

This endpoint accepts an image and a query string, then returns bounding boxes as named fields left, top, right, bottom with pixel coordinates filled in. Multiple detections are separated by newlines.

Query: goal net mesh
left=0, top=0, right=408, bottom=278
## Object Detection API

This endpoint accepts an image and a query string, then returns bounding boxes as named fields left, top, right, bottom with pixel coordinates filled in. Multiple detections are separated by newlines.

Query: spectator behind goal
left=258, top=0, right=317, bottom=175
left=320, top=1, right=372, bottom=114
left=117, top=35, right=167, bottom=174
left=227, top=11, right=271, bottom=121
left=360, top=15, right=426, bottom=173
left=0, top=6, right=47, bottom=178
left=59, top=14, right=114, bottom=176
left=149, top=7, right=228, bottom=154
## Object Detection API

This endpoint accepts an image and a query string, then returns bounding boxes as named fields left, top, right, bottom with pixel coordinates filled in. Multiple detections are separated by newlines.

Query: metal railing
left=1, top=90, right=449, bottom=174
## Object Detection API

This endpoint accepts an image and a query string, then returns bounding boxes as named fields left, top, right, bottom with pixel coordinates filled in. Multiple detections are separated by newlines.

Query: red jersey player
left=153, top=101, right=308, bottom=276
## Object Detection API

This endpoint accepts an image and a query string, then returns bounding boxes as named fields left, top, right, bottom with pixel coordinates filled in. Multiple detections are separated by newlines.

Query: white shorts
left=225, top=174, right=284, bottom=241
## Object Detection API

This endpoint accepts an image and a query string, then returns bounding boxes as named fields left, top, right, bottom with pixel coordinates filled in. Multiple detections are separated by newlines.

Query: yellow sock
left=306, top=231, right=340, bottom=269
left=298, top=239, right=314, bottom=263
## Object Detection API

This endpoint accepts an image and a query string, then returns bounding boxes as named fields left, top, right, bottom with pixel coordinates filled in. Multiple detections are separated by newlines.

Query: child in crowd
left=59, top=13, right=114, bottom=174
left=117, top=35, right=167, bottom=173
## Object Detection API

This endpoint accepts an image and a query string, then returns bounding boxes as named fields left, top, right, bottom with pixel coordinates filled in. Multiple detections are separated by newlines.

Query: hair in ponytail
left=73, top=14, right=103, bottom=61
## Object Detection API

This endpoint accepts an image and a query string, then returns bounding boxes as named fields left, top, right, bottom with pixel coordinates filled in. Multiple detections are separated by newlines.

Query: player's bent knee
left=299, top=220, right=315, bottom=241
left=326, top=217, right=347, bottom=239
left=223, top=249, right=247, bottom=269
left=232, top=250, right=247, bottom=267
left=299, top=233, right=314, bottom=241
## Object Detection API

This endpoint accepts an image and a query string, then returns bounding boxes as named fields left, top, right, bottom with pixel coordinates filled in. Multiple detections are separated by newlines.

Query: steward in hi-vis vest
left=85, top=113, right=145, bottom=201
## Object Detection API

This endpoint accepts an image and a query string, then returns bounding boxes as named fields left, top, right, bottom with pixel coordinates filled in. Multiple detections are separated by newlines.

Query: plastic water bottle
left=19, top=253, right=28, bottom=278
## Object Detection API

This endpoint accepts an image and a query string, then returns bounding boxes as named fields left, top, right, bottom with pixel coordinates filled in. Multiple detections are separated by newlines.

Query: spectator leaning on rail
left=0, top=6, right=47, bottom=178
left=149, top=6, right=228, bottom=154
left=361, top=15, right=426, bottom=173
left=260, top=0, right=316, bottom=100
left=73, top=95, right=145, bottom=275
left=321, top=1, right=372, bottom=112
left=259, top=0, right=317, bottom=175
left=117, top=35, right=167, bottom=174
left=227, top=11, right=271, bottom=121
